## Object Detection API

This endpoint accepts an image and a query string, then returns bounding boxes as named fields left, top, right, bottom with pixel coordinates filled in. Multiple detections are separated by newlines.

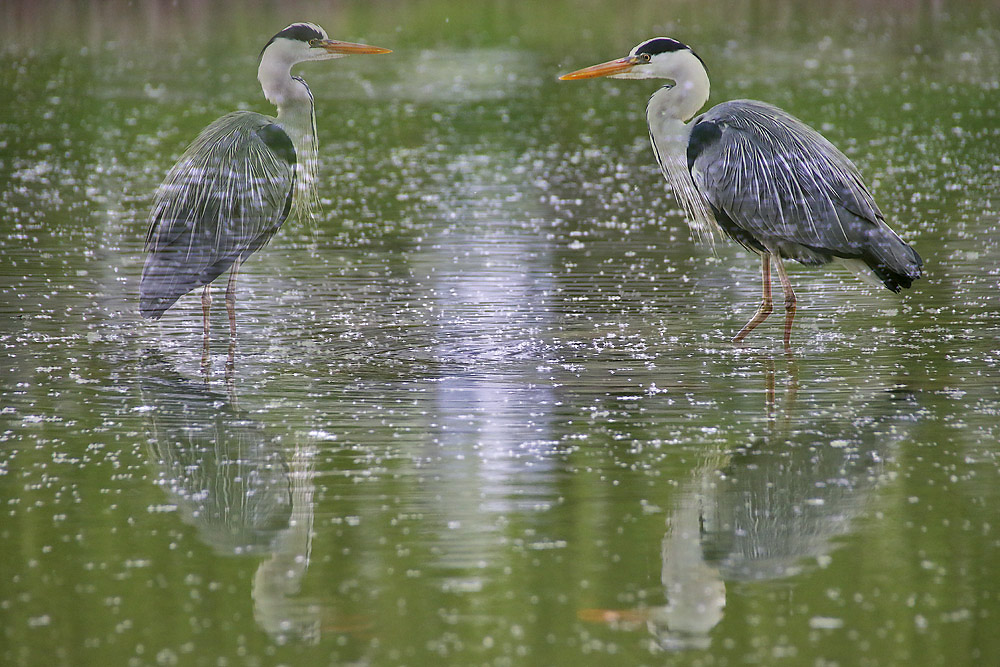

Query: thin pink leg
left=201, top=284, right=212, bottom=336
left=201, top=284, right=212, bottom=365
left=733, top=254, right=773, bottom=344
left=772, top=257, right=797, bottom=350
left=225, top=260, right=241, bottom=339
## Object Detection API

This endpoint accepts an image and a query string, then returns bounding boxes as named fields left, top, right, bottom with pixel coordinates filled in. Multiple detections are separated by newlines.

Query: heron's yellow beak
left=313, top=39, right=392, bottom=55
left=559, top=56, right=639, bottom=80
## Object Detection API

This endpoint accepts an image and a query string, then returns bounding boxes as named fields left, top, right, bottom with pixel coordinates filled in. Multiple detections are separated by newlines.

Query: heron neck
left=259, top=53, right=302, bottom=104
left=646, top=84, right=721, bottom=246
left=646, top=58, right=710, bottom=124
left=258, top=60, right=319, bottom=218
left=273, top=82, right=315, bottom=143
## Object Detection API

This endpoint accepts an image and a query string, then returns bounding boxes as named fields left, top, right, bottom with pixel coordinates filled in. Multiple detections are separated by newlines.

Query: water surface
left=2, top=1, right=999, bottom=665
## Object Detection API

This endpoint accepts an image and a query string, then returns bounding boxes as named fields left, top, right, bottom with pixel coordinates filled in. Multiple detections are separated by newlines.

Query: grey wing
left=688, top=100, right=921, bottom=290
left=140, top=111, right=296, bottom=319
left=689, top=100, right=888, bottom=262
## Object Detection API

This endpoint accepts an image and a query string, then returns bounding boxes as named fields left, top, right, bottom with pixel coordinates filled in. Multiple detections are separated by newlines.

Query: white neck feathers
left=257, top=42, right=320, bottom=220
left=646, top=50, right=711, bottom=123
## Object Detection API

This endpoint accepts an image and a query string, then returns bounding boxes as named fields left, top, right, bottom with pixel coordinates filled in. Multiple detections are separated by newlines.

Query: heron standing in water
left=140, top=23, right=390, bottom=342
left=560, top=38, right=922, bottom=348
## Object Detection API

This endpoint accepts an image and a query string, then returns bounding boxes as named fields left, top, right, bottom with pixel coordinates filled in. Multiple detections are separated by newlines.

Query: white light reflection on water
left=415, top=148, right=560, bottom=575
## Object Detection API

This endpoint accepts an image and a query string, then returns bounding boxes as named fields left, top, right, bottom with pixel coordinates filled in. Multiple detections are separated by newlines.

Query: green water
left=2, top=1, right=999, bottom=665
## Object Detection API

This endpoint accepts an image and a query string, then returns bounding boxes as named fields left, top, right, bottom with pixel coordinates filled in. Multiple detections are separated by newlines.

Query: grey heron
left=140, top=22, right=390, bottom=340
left=560, top=38, right=922, bottom=347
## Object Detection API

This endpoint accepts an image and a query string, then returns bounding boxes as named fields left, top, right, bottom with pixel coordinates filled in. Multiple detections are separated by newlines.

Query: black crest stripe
left=635, top=38, right=688, bottom=56
left=259, top=23, right=325, bottom=61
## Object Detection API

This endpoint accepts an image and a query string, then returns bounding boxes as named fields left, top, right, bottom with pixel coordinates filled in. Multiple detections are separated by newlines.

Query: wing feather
left=140, top=111, right=295, bottom=319
left=691, top=100, right=884, bottom=262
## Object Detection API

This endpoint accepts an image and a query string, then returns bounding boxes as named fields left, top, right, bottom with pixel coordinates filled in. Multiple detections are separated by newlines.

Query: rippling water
left=2, top=1, right=999, bottom=665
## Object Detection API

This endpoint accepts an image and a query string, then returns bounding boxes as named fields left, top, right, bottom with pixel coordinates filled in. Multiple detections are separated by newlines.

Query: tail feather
left=139, top=249, right=238, bottom=320
left=862, top=225, right=923, bottom=293
left=140, top=261, right=192, bottom=320
left=139, top=291, right=178, bottom=320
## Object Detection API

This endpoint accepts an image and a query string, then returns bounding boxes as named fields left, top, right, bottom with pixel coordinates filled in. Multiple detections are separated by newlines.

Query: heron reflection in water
left=140, top=23, right=390, bottom=347
left=139, top=354, right=322, bottom=643
left=579, top=367, right=915, bottom=650
left=561, top=39, right=922, bottom=348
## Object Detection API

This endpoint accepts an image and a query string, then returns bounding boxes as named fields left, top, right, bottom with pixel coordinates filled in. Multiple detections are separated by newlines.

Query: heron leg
left=200, top=284, right=212, bottom=365
left=226, top=260, right=241, bottom=338
left=733, top=253, right=773, bottom=344
left=772, top=257, right=797, bottom=350
left=201, top=283, right=213, bottom=333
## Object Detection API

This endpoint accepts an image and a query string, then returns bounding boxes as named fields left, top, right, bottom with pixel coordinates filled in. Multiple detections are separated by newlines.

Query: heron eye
left=639, top=53, right=652, bottom=63
left=308, top=39, right=320, bottom=47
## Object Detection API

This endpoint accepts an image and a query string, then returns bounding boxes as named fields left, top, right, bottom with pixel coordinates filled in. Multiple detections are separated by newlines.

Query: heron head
left=560, top=37, right=705, bottom=82
left=259, top=22, right=391, bottom=66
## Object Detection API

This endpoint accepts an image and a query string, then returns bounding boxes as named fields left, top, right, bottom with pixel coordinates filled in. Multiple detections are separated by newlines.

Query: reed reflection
left=582, top=362, right=916, bottom=651
left=138, top=354, right=320, bottom=643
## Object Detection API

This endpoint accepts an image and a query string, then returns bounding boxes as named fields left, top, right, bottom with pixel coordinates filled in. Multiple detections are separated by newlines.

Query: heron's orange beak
left=313, top=39, right=392, bottom=55
left=559, top=56, right=639, bottom=80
